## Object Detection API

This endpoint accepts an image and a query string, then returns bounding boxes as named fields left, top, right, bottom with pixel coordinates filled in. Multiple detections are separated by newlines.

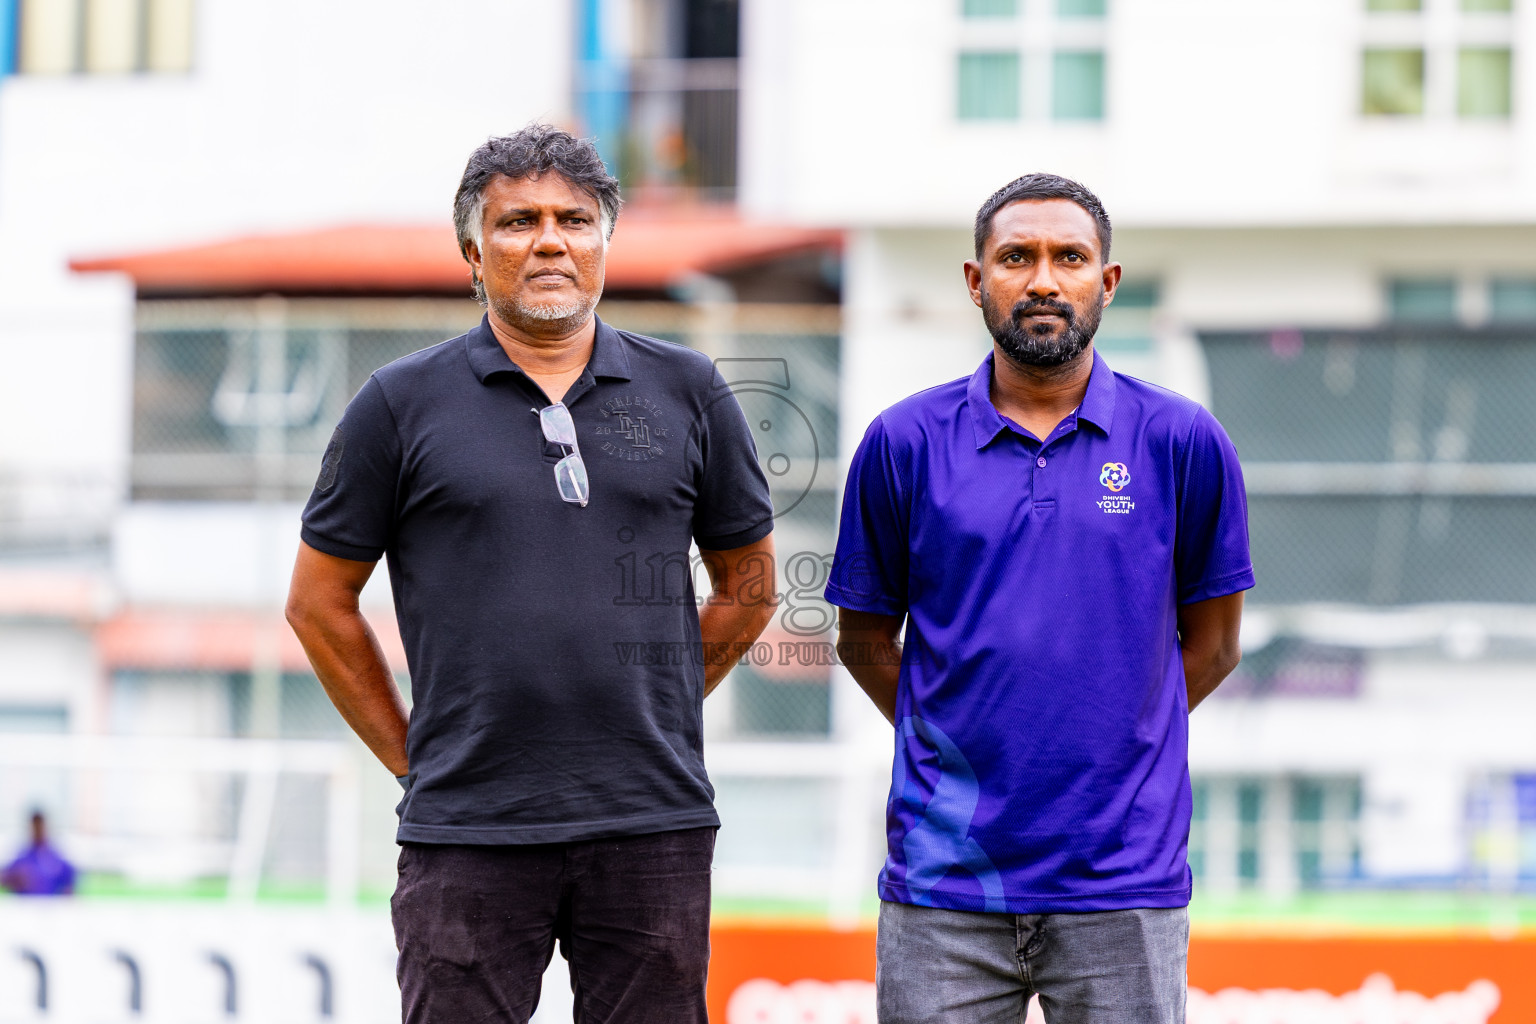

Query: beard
left=489, top=286, right=600, bottom=336
left=982, top=287, right=1102, bottom=369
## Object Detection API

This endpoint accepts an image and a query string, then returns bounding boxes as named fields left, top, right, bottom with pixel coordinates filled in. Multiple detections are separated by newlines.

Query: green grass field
left=68, top=874, right=1536, bottom=936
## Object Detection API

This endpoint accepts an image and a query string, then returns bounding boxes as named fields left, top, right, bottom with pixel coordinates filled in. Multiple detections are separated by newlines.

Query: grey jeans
left=876, top=900, right=1188, bottom=1024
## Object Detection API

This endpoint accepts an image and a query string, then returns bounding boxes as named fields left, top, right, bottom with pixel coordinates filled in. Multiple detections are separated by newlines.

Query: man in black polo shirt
left=286, top=125, right=776, bottom=1024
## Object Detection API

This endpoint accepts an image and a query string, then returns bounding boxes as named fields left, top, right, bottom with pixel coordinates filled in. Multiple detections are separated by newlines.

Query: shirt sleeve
left=824, top=415, right=910, bottom=616
left=1175, top=405, right=1256, bottom=605
left=300, top=376, right=402, bottom=562
left=691, top=368, right=775, bottom=551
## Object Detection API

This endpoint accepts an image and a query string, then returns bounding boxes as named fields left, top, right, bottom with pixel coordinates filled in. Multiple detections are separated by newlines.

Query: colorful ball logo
left=1100, top=462, right=1131, bottom=492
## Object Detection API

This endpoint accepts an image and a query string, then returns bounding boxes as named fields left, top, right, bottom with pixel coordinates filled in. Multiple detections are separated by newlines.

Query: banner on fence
left=708, top=927, right=1536, bottom=1024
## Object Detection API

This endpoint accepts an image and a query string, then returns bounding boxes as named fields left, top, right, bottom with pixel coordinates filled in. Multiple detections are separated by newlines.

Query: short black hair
left=973, top=173, right=1112, bottom=261
left=453, top=124, right=623, bottom=300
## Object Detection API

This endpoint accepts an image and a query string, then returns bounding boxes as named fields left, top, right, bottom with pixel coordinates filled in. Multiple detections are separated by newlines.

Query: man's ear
left=1100, top=261, right=1123, bottom=308
left=963, top=259, right=984, bottom=309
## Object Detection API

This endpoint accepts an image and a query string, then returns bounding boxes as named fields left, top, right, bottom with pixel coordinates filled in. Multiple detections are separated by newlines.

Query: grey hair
left=452, top=124, right=623, bottom=301
left=973, top=172, right=1112, bottom=261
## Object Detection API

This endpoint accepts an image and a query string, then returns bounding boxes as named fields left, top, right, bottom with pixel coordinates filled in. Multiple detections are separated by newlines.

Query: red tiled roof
left=97, top=608, right=407, bottom=672
left=69, top=209, right=841, bottom=295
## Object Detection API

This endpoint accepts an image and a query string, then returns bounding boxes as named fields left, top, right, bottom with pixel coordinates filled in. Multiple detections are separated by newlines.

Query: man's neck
left=486, top=309, right=598, bottom=403
left=989, top=343, right=1095, bottom=442
left=487, top=309, right=598, bottom=376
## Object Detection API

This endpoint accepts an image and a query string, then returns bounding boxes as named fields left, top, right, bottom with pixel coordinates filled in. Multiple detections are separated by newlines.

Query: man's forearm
left=1178, top=592, right=1245, bottom=711
left=696, top=537, right=777, bottom=696
left=835, top=610, right=904, bottom=726
left=842, top=656, right=900, bottom=726
left=698, top=598, right=773, bottom=695
left=1182, top=644, right=1241, bottom=711
left=289, top=607, right=410, bottom=775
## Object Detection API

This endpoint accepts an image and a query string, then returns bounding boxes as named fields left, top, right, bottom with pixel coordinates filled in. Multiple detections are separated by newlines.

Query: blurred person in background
left=1, top=810, right=76, bottom=896
left=286, top=124, right=775, bottom=1024
left=827, top=174, right=1252, bottom=1023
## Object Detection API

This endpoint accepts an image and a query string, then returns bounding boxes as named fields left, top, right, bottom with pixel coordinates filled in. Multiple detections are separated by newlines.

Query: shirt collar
left=1077, top=349, right=1116, bottom=434
left=464, top=313, right=634, bottom=385
left=966, top=347, right=1117, bottom=449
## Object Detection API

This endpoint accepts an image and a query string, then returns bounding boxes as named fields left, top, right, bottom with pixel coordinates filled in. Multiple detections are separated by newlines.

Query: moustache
left=1012, top=298, right=1076, bottom=324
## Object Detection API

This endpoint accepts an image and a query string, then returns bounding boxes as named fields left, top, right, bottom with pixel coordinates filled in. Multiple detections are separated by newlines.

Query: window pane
left=1367, top=0, right=1422, bottom=9
left=19, top=0, right=80, bottom=73
left=1238, top=783, right=1263, bottom=824
left=1053, top=50, right=1105, bottom=120
left=1057, top=0, right=1107, bottom=16
left=958, top=52, right=1021, bottom=120
left=1459, top=48, right=1512, bottom=118
left=1294, top=781, right=1325, bottom=822
left=146, top=0, right=195, bottom=73
left=1113, top=281, right=1160, bottom=308
left=733, top=673, right=832, bottom=735
left=85, top=0, right=140, bottom=73
left=1461, top=0, right=1512, bottom=10
left=1362, top=49, right=1424, bottom=115
left=0, top=705, right=68, bottom=733
left=1389, top=278, right=1457, bottom=321
left=1237, top=781, right=1263, bottom=884
left=1490, top=279, right=1536, bottom=322
left=963, top=0, right=1018, bottom=15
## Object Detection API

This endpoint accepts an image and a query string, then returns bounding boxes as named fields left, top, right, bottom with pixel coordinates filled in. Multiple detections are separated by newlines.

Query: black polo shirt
left=300, top=315, right=773, bottom=844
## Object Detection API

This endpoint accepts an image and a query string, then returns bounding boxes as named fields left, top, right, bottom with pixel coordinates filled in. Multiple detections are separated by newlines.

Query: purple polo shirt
left=2, top=842, right=75, bottom=895
left=826, top=350, right=1253, bottom=913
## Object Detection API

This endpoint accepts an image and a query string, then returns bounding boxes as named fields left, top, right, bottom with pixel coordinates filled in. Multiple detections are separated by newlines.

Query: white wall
left=0, top=624, right=94, bottom=713
left=114, top=503, right=394, bottom=611
left=0, top=0, right=574, bottom=261
left=741, top=0, right=1536, bottom=228
left=837, top=222, right=1536, bottom=454
left=1191, top=652, right=1536, bottom=880
left=0, top=0, right=576, bottom=500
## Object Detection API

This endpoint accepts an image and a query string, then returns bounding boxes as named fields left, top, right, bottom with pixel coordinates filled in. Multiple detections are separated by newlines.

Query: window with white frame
left=956, top=0, right=1107, bottom=122
left=1361, top=0, right=1513, bottom=119
left=16, top=0, right=194, bottom=75
left=1190, top=775, right=1362, bottom=892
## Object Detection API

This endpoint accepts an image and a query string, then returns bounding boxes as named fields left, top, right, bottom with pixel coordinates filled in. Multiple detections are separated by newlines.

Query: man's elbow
left=284, top=588, right=313, bottom=634
left=1215, top=642, right=1242, bottom=681
left=285, top=580, right=334, bottom=637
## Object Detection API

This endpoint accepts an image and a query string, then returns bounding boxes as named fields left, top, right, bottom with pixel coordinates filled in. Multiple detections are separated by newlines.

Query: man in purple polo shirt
left=826, top=174, right=1252, bottom=1023
left=1, top=811, right=75, bottom=896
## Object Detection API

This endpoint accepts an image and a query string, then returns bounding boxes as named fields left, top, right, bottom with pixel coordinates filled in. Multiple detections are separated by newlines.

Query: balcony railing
left=577, top=57, right=739, bottom=202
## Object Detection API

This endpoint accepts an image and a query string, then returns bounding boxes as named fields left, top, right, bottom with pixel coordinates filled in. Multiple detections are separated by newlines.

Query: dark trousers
left=392, top=827, right=716, bottom=1024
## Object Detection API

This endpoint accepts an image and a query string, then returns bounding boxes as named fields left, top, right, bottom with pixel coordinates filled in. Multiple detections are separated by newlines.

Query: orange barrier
left=1188, top=936, right=1533, bottom=1022
left=708, top=925, right=1536, bottom=1023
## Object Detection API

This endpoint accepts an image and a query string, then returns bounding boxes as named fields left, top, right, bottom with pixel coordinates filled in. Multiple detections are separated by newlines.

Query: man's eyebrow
left=994, top=235, right=1097, bottom=254
left=496, top=204, right=596, bottom=220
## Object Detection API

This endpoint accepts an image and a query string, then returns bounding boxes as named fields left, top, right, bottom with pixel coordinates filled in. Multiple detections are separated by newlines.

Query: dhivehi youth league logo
left=1099, top=462, right=1131, bottom=492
